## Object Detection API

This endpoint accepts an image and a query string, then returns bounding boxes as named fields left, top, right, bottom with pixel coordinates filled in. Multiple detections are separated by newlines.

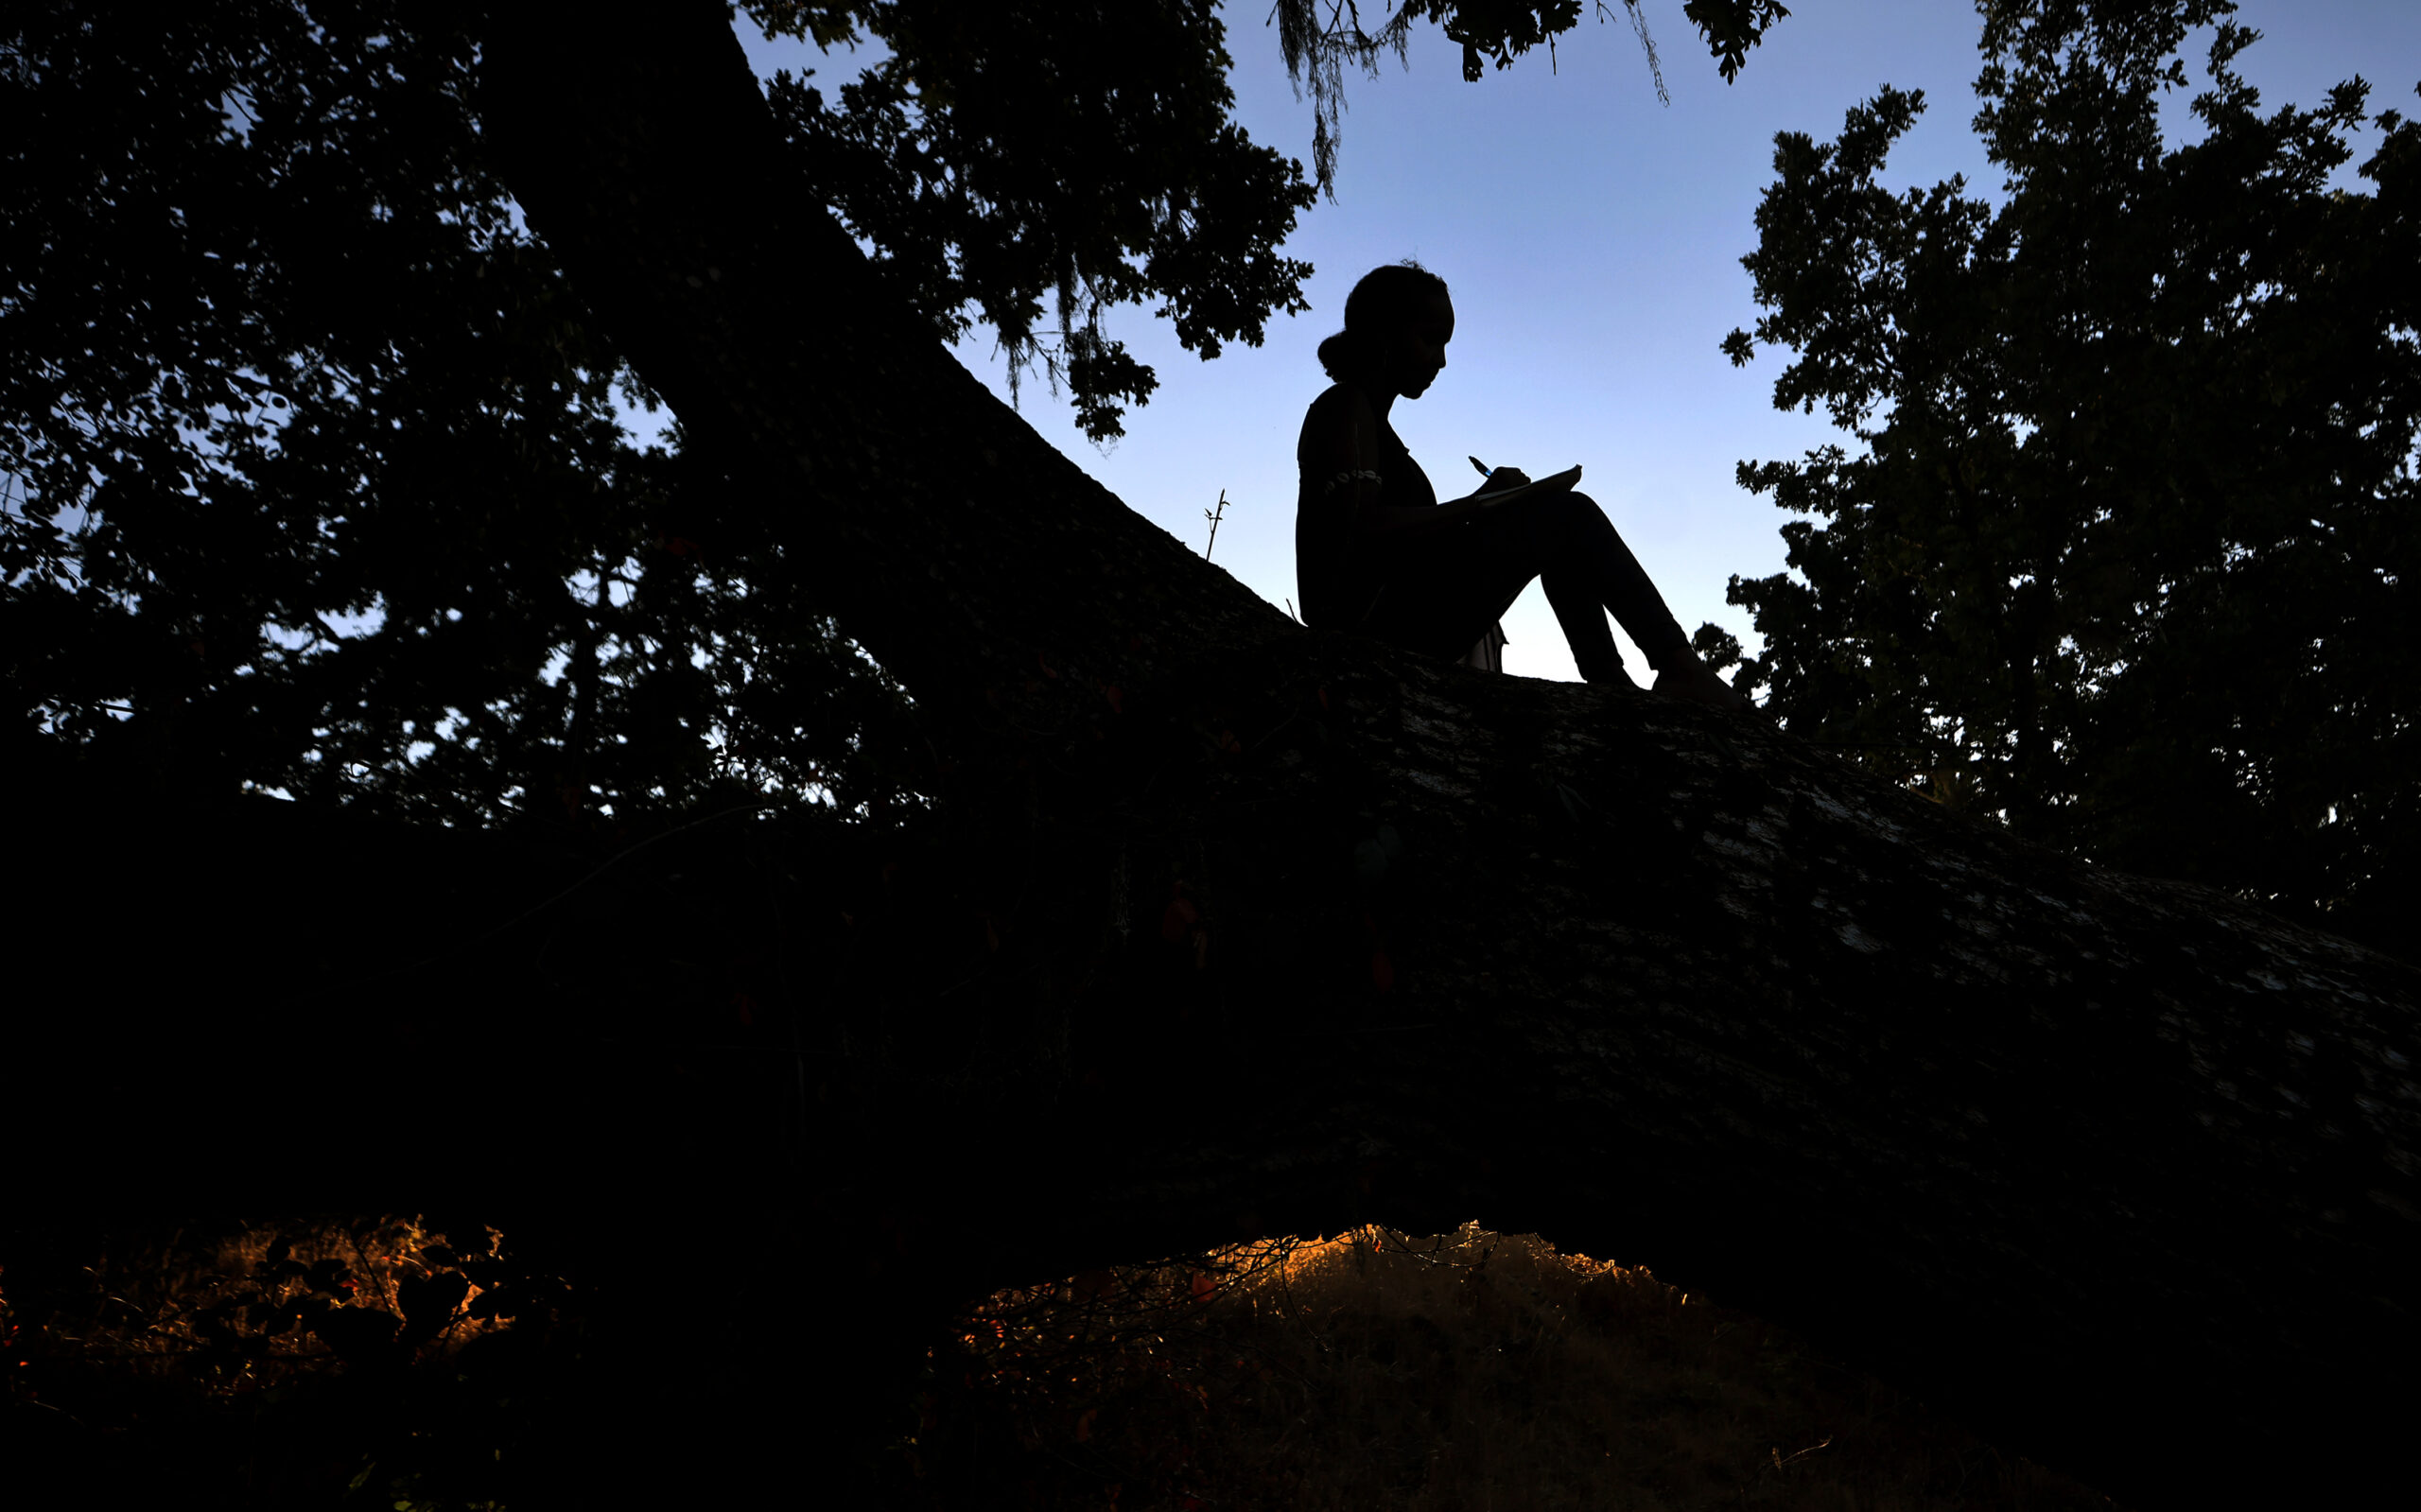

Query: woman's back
left=1294, top=380, right=1436, bottom=628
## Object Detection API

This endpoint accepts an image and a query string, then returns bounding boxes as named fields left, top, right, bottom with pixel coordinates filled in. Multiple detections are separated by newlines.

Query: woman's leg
left=1532, top=492, right=1692, bottom=685
left=1369, top=491, right=1694, bottom=687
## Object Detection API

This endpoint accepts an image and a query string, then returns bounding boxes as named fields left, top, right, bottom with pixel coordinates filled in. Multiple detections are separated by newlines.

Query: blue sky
left=735, top=1, right=2421, bottom=685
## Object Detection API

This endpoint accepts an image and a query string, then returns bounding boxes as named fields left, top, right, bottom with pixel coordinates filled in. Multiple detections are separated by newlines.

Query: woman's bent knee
left=1526, top=489, right=1613, bottom=544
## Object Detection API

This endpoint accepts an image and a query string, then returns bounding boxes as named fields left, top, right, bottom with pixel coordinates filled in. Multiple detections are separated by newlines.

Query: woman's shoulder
left=1299, top=380, right=1378, bottom=439
left=1298, top=383, right=1372, bottom=475
left=1304, top=380, right=1372, bottom=417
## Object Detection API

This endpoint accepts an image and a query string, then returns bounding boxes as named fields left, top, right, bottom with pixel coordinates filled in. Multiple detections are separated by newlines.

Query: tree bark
left=473, top=6, right=2421, bottom=1504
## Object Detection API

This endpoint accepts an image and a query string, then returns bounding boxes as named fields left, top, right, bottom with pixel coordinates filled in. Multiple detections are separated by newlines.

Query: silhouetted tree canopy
left=751, top=0, right=1316, bottom=442
left=1716, top=0, right=2420, bottom=949
left=3, top=0, right=1794, bottom=817
left=0, top=2, right=928, bottom=824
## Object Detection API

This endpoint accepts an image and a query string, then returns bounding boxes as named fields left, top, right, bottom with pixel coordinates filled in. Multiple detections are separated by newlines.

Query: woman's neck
left=1345, top=371, right=1401, bottom=422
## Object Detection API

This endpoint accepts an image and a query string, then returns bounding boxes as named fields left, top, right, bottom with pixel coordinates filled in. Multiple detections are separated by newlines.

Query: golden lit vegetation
left=5, top=1216, right=508, bottom=1391
left=2, top=1216, right=567, bottom=1510
left=903, top=1224, right=2123, bottom=1511
left=5, top=1218, right=2123, bottom=1509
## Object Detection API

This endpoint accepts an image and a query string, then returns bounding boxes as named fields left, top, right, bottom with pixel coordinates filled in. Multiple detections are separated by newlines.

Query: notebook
left=1474, top=464, right=1582, bottom=507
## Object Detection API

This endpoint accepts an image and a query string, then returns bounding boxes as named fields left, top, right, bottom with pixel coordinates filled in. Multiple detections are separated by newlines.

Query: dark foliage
left=1718, top=0, right=2421, bottom=947
left=0, top=1, right=921, bottom=825
left=1269, top=1, right=1792, bottom=191
left=753, top=0, right=1317, bottom=442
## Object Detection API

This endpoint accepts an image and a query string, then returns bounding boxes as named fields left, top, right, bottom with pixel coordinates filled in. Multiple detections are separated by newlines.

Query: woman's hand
left=1474, top=466, right=1531, bottom=497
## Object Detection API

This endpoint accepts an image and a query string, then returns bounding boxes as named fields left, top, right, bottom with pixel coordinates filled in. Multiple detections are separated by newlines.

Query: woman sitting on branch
left=1294, top=261, right=1748, bottom=709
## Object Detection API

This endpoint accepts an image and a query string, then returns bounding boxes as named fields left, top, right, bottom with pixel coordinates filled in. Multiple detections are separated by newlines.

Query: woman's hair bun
left=1318, top=260, right=1450, bottom=379
left=1316, top=330, right=1359, bottom=379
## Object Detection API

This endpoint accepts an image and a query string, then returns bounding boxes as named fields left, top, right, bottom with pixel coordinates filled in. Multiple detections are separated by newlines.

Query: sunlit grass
left=910, top=1224, right=2123, bottom=1511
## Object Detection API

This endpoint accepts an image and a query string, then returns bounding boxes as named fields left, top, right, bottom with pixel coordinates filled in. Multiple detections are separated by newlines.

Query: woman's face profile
left=1391, top=294, right=1454, bottom=400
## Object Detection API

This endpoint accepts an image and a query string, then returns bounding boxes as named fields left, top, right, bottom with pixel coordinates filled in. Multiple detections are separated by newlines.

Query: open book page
left=1472, top=464, right=1582, bottom=509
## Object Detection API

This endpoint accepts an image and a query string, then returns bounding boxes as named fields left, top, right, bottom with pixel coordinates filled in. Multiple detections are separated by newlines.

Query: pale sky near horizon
left=732, top=1, right=2421, bottom=686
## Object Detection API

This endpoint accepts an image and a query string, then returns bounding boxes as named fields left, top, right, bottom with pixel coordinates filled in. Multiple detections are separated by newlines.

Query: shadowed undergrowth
left=1, top=1216, right=584, bottom=1511
left=3, top=1219, right=2122, bottom=1510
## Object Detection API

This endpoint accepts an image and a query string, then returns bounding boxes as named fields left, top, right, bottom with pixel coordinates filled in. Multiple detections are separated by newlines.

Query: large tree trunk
left=470, top=6, right=2421, bottom=1504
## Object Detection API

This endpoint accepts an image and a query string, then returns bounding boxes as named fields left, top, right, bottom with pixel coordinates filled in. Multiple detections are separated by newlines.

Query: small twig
left=1773, top=1435, right=1834, bottom=1469
left=1204, top=489, right=1229, bottom=561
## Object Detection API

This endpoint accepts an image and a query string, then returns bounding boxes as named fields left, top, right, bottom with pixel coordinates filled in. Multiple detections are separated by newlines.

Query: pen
left=1469, top=455, right=1491, bottom=478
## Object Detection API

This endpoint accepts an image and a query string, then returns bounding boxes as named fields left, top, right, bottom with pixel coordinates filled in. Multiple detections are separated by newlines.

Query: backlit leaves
left=1722, top=0, right=2421, bottom=945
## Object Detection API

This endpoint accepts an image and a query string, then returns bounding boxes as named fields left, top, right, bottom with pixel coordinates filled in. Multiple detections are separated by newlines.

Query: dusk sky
left=737, top=1, right=2421, bottom=685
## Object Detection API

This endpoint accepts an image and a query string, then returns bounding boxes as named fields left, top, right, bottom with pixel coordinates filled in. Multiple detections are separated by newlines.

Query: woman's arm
left=1360, top=498, right=1488, bottom=536
left=1301, top=390, right=1497, bottom=539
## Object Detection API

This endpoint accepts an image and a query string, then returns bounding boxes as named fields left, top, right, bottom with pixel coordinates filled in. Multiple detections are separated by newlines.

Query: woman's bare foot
left=1653, top=658, right=1754, bottom=712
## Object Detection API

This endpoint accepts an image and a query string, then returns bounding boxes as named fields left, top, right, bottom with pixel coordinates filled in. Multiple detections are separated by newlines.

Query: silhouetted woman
left=1295, top=261, right=1747, bottom=707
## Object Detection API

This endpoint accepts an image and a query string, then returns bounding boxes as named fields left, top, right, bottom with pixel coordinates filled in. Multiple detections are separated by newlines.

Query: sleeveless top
left=1294, top=381, right=1437, bottom=629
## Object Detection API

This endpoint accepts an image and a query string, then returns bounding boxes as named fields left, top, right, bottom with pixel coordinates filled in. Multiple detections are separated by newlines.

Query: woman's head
left=1317, top=261, right=1454, bottom=397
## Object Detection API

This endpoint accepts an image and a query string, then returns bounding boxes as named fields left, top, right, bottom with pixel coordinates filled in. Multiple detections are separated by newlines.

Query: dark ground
left=6, top=785, right=900, bottom=1506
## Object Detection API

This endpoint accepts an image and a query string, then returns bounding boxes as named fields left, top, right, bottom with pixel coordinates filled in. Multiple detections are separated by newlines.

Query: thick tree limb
left=478, top=6, right=2420, bottom=1504
left=479, top=2, right=1285, bottom=736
